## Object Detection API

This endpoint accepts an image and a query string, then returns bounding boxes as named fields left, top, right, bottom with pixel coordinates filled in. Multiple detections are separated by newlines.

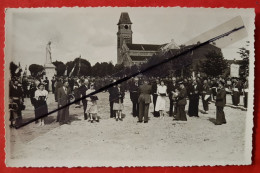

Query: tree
left=237, top=41, right=250, bottom=77
left=10, top=62, right=20, bottom=78
left=201, top=50, right=228, bottom=77
left=29, top=64, right=44, bottom=77
left=53, top=60, right=66, bottom=76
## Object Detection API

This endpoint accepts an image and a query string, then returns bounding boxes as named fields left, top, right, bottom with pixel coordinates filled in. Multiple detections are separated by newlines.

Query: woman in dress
left=113, top=83, right=125, bottom=121
left=86, top=83, right=99, bottom=123
left=155, top=80, right=168, bottom=119
left=34, top=83, right=48, bottom=126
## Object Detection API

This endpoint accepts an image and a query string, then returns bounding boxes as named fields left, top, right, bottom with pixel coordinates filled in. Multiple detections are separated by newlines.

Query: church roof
left=118, top=12, right=132, bottom=25
left=126, top=43, right=165, bottom=51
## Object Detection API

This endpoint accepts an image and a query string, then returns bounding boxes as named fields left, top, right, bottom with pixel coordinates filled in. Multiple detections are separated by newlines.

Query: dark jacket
left=177, top=87, right=187, bottom=106
left=57, top=87, right=71, bottom=106
left=113, top=86, right=125, bottom=103
left=138, top=84, right=152, bottom=104
left=215, top=88, right=226, bottom=107
left=129, top=81, right=139, bottom=102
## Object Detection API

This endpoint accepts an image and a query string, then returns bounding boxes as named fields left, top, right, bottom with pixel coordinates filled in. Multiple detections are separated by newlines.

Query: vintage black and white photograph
left=4, top=7, right=255, bottom=167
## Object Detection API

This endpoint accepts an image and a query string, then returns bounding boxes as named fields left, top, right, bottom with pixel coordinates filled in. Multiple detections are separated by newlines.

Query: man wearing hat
left=215, top=81, right=227, bottom=125
left=138, top=77, right=152, bottom=123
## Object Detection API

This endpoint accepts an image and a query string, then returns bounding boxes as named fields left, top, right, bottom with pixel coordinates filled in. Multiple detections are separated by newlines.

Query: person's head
left=38, top=83, right=45, bottom=90
left=13, top=80, right=19, bottom=86
left=203, top=79, right=208, bottom=84
left=84, top=79, right=89, bottom=86
left=63, top=80, right=69, bottom=88
left=134, top=77, right=139, bottom=82
left=160, top=80, right=165, bottom=86
left=90, top=83, right=95, bottom=89
left=155, top=79, right=159, bottom=84
left=172, top=77, right=176, bottom=83
left=218, top=81, right=225, bottom=89
left=45, top=77, right=48, bottom=80
left=179, top=82, right=184, bottom=89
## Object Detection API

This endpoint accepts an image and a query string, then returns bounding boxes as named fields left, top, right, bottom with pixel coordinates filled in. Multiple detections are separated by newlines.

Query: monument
left=44, top=41, right=56, bottom=91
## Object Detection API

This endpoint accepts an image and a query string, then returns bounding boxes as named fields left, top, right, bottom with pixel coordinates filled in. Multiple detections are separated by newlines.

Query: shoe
left=116, top=118, right=118, bottom=121
left=119, top=118, right=123, bottom=121
left=90, top=120, right=94, bottom=123
left=144, top=121, right=148, bottom=123
left=96, top=119, right=99, bottom=123
left=137, top=121, right=143, bottom=123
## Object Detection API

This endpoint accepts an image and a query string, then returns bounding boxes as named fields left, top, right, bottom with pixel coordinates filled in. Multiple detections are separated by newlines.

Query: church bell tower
left=117, top=12, right=133, bottom=64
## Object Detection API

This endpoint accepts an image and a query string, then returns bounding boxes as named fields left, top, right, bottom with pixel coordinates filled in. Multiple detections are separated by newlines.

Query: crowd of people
left=9, top=73, right=249, bottom=127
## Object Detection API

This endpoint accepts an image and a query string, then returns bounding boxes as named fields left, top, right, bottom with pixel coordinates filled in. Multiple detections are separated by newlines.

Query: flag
left=69, top=64, right=76, bottom=77
left=15, top=62, right=22, bottom=74
left=77, top=55, right=81, bottom=76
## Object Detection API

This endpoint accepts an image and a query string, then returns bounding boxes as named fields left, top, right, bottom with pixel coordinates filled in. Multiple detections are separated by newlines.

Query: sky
left=5, top=7, right=254, bottom=70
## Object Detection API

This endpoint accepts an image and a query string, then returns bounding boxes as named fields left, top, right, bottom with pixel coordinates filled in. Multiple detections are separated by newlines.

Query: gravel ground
left=6, top=92, right=250, bottom=167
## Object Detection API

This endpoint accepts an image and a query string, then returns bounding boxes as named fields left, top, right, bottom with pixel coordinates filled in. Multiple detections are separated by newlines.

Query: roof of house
left=126, top=43, right=166, bottom=51
left=118, top=12, right=132, bottom=25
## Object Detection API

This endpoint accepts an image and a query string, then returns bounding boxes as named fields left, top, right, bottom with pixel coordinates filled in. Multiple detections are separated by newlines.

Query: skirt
left=155, top=96, right=166, bottom=111
left=113, top=103, right=124, bottom=111
left=87, top=101, right=98, bottom=114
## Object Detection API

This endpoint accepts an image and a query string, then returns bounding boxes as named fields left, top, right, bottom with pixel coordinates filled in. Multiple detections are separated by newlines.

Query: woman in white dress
left=155, top=80, right=168, bottom=118
left=34, top=83, right=48, bottom=126
left=86, top=83, right=99, bottom=123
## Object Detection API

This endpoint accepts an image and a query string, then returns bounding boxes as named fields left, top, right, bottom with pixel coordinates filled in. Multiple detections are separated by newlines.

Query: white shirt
left=35, top=89, right=48, bottom=100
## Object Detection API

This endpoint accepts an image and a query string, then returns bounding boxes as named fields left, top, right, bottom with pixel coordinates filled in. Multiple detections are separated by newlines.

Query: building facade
left=117, top=12, right=222, bottom=69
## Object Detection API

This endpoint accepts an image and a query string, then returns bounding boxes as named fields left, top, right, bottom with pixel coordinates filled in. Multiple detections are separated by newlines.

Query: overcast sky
left=5, top=7, right=254, bottom=69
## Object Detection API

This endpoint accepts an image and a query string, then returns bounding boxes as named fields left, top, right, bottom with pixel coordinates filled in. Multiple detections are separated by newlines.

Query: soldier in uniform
left=215, top=81, right=227, bottom=125
left=137, top=77, right=152, bottom=123
left=129, top=77, right=140, bottom=117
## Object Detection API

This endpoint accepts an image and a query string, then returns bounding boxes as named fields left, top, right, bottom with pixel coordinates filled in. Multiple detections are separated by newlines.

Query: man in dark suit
left=80, top=79, right=89, bottom=120
left=108, top=79, right=117, bottom=118
left=138, top=77, right=152, bottom=123
left=151, top=78, right=159, bottom=117
left=174, top=82, right=187, bottom=121
left=167, top=77, right=178, bottom=117
left=129, top=77, right=140, bottom=117
left=188, top=79, right=201, bottom=117
left=57, top=80, right=71, bottom=125
left=215, top=81, right=227, bottom=125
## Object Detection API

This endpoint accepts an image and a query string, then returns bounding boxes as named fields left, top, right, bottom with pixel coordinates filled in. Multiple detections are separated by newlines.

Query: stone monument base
left=44, top=63, right=56, bottom=92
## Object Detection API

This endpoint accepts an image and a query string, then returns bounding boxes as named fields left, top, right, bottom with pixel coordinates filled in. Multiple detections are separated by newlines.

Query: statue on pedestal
left=44, top=41, right=56, bottom=92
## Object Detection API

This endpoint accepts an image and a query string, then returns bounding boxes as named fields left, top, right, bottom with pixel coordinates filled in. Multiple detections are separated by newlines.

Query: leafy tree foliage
left=29, top=64, right=44, bottom=77
left=201, top=50, right=228, bottom=77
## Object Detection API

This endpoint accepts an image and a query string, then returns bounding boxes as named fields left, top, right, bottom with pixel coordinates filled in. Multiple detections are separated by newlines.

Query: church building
left=117, top=12, right=172, bottom=66
left=117, top=12, right=222, bottom=70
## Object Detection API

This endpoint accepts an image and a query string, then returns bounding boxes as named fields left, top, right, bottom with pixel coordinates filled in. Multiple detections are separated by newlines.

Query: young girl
left=34, top=83, right=48, bottom=126
left=113, top=84, right=125, bottom=121
left=155, top=80, right=167, bottom=119
left=86, top=83, right=99, bottom=123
